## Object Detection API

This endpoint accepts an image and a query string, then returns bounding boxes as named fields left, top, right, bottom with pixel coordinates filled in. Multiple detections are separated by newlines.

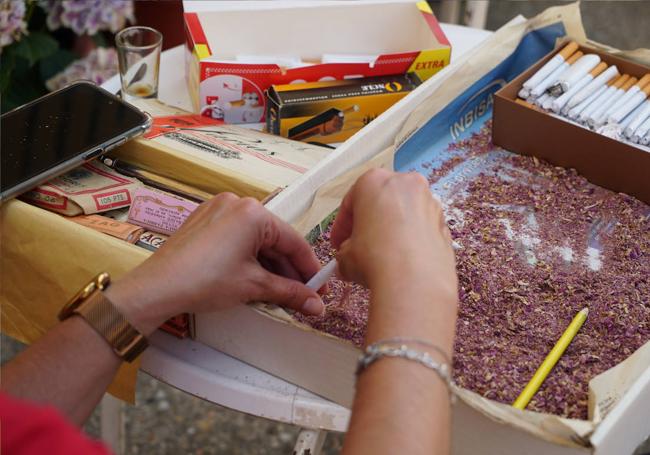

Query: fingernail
left=301, top=297, right=324, bottom=316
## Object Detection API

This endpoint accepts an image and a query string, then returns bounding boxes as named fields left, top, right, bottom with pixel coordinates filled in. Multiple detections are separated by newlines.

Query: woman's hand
left=336, top=170, right=459, bottom=455
left=106, top=193, right=325, bottom=336
left=331, top=169, right=457, bottom=303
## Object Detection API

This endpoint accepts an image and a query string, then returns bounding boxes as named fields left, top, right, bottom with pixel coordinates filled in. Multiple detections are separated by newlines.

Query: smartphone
left=1, top=81, right=151, bottom=202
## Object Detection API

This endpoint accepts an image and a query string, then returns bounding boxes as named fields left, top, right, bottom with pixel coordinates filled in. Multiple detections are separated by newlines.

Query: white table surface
left=103, top=23, right=492, bottom=432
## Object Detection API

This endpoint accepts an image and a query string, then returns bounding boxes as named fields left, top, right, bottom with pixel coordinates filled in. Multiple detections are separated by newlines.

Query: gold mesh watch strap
left=75, top=291, right=148, bottom=362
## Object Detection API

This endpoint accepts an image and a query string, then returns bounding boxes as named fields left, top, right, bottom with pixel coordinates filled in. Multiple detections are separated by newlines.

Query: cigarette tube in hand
left=305, top=259, right=338, bottom=291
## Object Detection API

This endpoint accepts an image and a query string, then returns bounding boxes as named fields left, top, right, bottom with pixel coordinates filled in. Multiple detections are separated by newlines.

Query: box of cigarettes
left=267, top=74, right=421, bottom=144
left=493, top=42, right=650, bottom=204
left=184, top=1, right=450, bottom=123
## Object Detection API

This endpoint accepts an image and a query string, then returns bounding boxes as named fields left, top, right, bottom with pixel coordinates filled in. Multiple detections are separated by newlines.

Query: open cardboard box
left=193, top=7, right=650, bottom=455
left=493, top=42, right=650, bottom=203
left=184, top=0, right=451, bottom=123
left=2, top=3, right=649, bottom=454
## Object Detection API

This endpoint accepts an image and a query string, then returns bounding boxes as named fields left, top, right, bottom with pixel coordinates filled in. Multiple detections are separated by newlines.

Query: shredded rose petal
left=294, top=121, right=650, bottom=419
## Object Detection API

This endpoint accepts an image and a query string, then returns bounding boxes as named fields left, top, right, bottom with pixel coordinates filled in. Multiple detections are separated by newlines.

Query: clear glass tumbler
left=115, top=26, right=162, bottom=102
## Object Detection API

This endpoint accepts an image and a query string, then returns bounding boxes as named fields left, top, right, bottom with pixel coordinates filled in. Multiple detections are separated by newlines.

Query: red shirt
left=0, top=392, right=111, bottom=455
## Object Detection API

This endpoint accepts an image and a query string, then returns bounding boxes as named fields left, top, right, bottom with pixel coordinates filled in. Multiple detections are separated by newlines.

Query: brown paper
left=0, top=200, right=151, bottom=402
left=291, top=146, right=395, bottom=237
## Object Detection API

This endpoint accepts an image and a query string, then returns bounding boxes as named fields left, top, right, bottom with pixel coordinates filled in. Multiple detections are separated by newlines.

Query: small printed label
left=93, top=189, right=132, bottom=211
left=25, top=189, right=68, bottom=210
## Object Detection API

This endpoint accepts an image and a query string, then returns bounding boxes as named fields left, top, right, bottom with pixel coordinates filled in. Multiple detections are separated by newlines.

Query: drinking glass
left=115, top=26, right=162, bottom=102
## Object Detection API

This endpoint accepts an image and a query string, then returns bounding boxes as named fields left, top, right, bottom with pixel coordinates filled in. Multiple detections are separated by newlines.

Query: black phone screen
left=1, top=82, right=147, bottom=194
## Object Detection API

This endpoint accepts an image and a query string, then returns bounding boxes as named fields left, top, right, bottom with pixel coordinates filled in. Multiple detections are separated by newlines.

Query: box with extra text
left=183, top=1, right=450, bottom=123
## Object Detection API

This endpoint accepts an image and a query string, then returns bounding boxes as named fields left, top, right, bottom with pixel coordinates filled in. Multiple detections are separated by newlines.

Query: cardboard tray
left=493, top=43, right=650, bottom=205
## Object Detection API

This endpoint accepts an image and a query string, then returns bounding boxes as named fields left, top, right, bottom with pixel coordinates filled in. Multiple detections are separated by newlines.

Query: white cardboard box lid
left=184, top=1, right=446, bottom=60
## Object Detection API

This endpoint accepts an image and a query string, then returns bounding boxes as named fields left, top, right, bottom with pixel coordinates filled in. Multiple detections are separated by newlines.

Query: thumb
left=335, top=239, right=367, bottom=287
left=252, top=269, right=325, bottom=316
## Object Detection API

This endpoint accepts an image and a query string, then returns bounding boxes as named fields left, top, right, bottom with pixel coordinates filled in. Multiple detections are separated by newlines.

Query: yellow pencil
left=513, top=307, right=589, bottom=410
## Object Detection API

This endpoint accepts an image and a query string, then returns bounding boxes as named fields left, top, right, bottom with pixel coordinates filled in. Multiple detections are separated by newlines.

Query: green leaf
left=39, top=49, right=77, bottom=82
left=93, top=32, right=109, bottom=48
left=0, top=50, right=16, bottom=92
left=12, top=31, right=59, bottom=67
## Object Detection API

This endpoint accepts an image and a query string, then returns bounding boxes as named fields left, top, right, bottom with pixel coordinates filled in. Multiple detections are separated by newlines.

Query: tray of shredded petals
left=294, top=120, right=650, bottom=419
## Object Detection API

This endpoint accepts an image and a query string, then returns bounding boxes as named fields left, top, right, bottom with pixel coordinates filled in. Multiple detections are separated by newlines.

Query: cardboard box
left=193, top=10, right=650, bottom=455
left=3, top=3, right=649, bottom=454
left=493, top=43, right=650, bottom=203
left=184, top=1, right=450, bottom=123
left=267, top=74, right=421, bottom=144
left=111, top=99, right=331, bottom=200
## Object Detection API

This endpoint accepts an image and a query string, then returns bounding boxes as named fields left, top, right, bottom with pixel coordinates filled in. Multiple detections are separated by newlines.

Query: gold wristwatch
left=58, top=272, right=148, bottom=362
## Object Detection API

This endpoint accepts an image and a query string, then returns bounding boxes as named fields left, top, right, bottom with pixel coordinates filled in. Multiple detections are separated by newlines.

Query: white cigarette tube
left=561, top=62, right=608, bottom=115
left=566, top=64, right=619, bottom=109
left=620, top=100, right=647, bottom=129
left=305, top=258, right=337, bottom=291
left=608, top=84, right=650, bottom=124
left=579, top=74, right=630, bottom=123
left=529, top=51, right=584, bottom=98
left=568, top=85, right=607, bottom=119
left=632, top=116, right=650, bottom=143
left=535, top=93, right=551, bottom=107
left=606, top=73, right=650, bottom=118
left=542, top=94, right=557, bottom=110
left=588, top=76, right=638, bottom=128
left=550, top=54, right=601, bottom=95
left=522, top=41, right=579, bottom=91
left=552, top=73, right=592, bottom=113
left=623, top=100, right=650, bottom=137
left=641, top=129, right=650, bottom=146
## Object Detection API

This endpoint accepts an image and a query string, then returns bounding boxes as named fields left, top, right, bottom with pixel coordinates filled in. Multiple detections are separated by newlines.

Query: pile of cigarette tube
left=518, top=41, right=650, bottom=145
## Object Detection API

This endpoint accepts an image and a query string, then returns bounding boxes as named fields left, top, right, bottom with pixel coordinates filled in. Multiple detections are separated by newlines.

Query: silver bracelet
left=370, top=337, right=452, bottom=366
left=356, top=341, right=455, bottom=400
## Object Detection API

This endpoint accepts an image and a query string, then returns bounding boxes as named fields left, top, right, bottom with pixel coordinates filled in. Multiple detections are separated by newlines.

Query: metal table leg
left=100, top=394, right=125, bottom=455
left=293, top=428, right=326, bottom=455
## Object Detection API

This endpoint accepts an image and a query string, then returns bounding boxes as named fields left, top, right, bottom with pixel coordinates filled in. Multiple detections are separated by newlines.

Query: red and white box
left=183, top=1, right=451, bottom=124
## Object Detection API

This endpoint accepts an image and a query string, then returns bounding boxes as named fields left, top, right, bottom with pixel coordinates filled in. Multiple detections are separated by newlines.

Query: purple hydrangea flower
left=41, top=0, right=134, bottom=35
left=46, top=46, right=118, bottom=91
left=0, top=0, right=28, bottom=49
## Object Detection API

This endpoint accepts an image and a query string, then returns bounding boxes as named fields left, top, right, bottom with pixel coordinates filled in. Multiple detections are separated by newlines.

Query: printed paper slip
left=23, top=162, right=142, bottom=216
